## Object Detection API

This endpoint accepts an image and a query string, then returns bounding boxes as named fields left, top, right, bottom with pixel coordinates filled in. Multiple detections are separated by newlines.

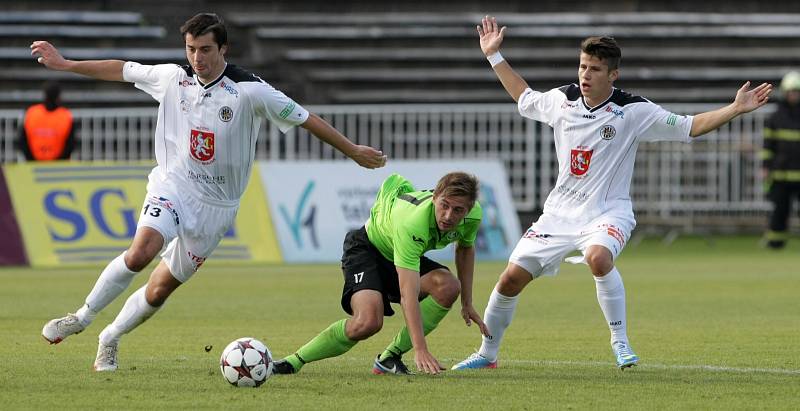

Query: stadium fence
left=0, top=103, right=784, bottom=233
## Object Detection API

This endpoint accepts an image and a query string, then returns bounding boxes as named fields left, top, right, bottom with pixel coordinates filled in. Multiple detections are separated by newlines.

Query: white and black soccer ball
left=219, top=337, right=273, bottom=387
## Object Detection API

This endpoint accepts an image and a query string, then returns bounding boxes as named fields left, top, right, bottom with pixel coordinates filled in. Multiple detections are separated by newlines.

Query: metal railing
left=0, top=103, right=782, bottom=232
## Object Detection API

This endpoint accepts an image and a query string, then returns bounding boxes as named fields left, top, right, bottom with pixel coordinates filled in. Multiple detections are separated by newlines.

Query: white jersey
left=123, top=62, right=309, bottom=205
left=518, top=84, right=694, bottom=223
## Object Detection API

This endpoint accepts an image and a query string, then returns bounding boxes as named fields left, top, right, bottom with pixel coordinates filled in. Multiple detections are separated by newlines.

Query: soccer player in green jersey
left=273, top=172, right=489, bottom=375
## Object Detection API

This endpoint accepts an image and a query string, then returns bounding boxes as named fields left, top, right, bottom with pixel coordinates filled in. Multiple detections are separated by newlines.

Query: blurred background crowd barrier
left=1, top=1, right=798, bottom=235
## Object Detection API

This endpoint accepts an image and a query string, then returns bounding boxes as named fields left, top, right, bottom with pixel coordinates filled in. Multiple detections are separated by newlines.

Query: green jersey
left=365, top=174, right=482, bottom=271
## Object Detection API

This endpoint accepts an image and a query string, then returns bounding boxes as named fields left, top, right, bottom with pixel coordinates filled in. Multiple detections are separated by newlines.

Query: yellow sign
left=4, top=161, right=281, bottom=266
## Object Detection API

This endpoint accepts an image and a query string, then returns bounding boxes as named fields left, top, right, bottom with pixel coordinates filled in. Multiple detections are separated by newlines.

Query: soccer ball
left=219, top=337, right=273, bottom=387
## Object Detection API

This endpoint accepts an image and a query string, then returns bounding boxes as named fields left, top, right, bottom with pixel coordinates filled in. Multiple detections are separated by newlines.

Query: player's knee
left=586, top=252, right=613, bottom=276
left=496, top=266, right=531, bottom=296
left=124, top=248, right=154, bottom=272
left=434, top=275, right=460, bottom=308
left=346, top=316, right=382, bottom=341
left=145, top=283, right=178, bottom=307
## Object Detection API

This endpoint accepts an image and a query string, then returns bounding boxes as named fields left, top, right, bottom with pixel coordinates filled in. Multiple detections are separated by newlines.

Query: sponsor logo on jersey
left=523, top=228, right=551, bottom=239
left=583, top=114, right=596, bottom=119
left=219, top=106, right=233, bottom=122
left=600, top=125, right=616, bottom=140
left=561, top=101, right=579, bottom=109
left=187, top=170, right=226, bottom=185
left=522, top=228, right=551, bottom=244
left=146, top=195, right=180, bottom=225
left=279, top=102, right=296, bottom=119
left=187, top=250, right=207, bottom=271
left=605, top=105, right=624, bottom=119
left=603, top=224, right=626, bottom=248
left=570, top=147, right=593, bottom=177
left=180, top=98, right=190, bottom=114
left=412, top=235, right=425, bottom=244
left=556, top=184, right=589, bottom=202
left=444, top=231, right=458, bottom=241
left=190, top=129, right=215, bottom=164
left=666, top=113, right=678, bottom=126
left=178, top=79, right=196, bottom=87
left=219, top=81, right=239, bottom=98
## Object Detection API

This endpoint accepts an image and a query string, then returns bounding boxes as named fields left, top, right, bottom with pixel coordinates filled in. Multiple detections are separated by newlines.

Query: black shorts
left=340, top=226, right=449, bottom=316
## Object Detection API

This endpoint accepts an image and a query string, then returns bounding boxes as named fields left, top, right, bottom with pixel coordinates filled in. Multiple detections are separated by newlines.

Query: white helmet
left=780, top=71, right=800, bottom=92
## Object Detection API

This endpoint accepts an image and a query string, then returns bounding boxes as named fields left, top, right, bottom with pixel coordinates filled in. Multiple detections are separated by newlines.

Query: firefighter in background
left=18, top=81, right=74, bottom=161
left=762, top=71, right=800, bottom=249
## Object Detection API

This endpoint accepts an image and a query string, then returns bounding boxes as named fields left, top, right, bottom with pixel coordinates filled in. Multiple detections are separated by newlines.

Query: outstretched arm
left=31, top=41, right=124, bottom=81
left=397, top=266, right=445, bottom=374
left=455, top=244, right=490, bottom=337
left=690, top=81, right=773, bottom=138
left=478, top=16, right=530, bottom=102
left=301, top=113, right=387, bottom=169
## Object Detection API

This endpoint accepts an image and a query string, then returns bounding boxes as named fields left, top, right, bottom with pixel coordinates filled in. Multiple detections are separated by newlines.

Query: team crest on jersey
left=219, top=106, right=233, bottom=122
left=600, top=125, right=616, bottom=140
left=190, top=129, right=215, bottom=164
left=570, top=147, right=593, bottom=177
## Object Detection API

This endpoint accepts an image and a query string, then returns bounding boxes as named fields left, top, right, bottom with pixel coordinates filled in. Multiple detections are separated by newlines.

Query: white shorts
left=508, top=213, right=635, bottom=278
left=136, top=184, right=239, bottom=283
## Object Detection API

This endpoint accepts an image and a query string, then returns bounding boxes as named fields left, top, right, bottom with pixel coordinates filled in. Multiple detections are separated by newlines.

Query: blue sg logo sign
left=45, top=188, right=137, bottom=241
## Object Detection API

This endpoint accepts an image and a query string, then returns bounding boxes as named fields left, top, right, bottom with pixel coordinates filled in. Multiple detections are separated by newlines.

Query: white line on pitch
left=340, top=357, right=800, bottom=375
left=448, top=358, right=800, bottom=375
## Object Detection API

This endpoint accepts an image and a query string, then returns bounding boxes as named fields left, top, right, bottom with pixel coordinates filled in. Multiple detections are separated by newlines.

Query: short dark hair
left=43, top=81, right=61, bottom=111
left=434, top=172, right=479, bottom=207
left=580, top=36, right=621, bottom=70
left=180, top=13, right=227, bottom=49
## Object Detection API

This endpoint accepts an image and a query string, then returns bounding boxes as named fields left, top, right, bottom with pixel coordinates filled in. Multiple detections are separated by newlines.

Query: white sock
left=594, top=267, right=628, bottom=344
left=478, top=287, right=520, bottom=362
left=76, top=253, right=138, bottom=326
left=99, top=286, right=159, bottom=345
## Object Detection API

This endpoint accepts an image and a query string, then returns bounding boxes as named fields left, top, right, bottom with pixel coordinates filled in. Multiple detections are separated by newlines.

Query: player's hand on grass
left=461, top=304, right=490, bottom=337
left=477, top=15, right=506, bottom=57
left=414, top=348, right=445, bottom=375
left=30, top=41, right=69, bottom=71
left=734, top=81, right=773, bottom=114
left=349, top=145, right=387, bottom=169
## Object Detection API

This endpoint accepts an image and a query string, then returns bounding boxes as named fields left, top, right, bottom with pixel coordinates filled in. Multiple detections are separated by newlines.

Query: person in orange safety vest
left=18, top=81, right=74, bottom=161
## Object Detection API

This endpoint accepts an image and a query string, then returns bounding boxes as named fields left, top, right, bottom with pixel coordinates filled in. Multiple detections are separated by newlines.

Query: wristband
left=487, top=52, right=505, bottom=67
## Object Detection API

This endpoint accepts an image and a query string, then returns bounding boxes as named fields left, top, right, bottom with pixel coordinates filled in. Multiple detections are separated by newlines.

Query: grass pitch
left=1, top=236, right=798, bottom=410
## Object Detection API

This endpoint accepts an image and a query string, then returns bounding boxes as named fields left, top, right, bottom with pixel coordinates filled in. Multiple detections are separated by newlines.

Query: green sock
left=379, top=296, right=450, bottom=360
left=287, top=319, right=357, bottom=371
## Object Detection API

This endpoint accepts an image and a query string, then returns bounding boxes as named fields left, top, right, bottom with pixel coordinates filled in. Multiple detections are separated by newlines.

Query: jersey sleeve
left=638, top=103, right=693, bottom=143
left=392, top=221, right=427, bottom=272
left=457, top=202, right=482, bottom=247
left=247, top=81, right=310, bottom=133
left=517, top=88, right=566, bottom=126
left=122, top=62, right=180, bottom=103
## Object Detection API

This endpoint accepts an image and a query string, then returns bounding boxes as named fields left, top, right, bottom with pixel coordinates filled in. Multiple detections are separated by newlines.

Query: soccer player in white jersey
left=34, top=13, right=387, bottom=372
left=452, top=16, right=773, bottom=370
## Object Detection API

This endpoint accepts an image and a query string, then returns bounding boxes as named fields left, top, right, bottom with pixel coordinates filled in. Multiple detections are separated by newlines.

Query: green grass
left=1, top=236, right=798, bottom=410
